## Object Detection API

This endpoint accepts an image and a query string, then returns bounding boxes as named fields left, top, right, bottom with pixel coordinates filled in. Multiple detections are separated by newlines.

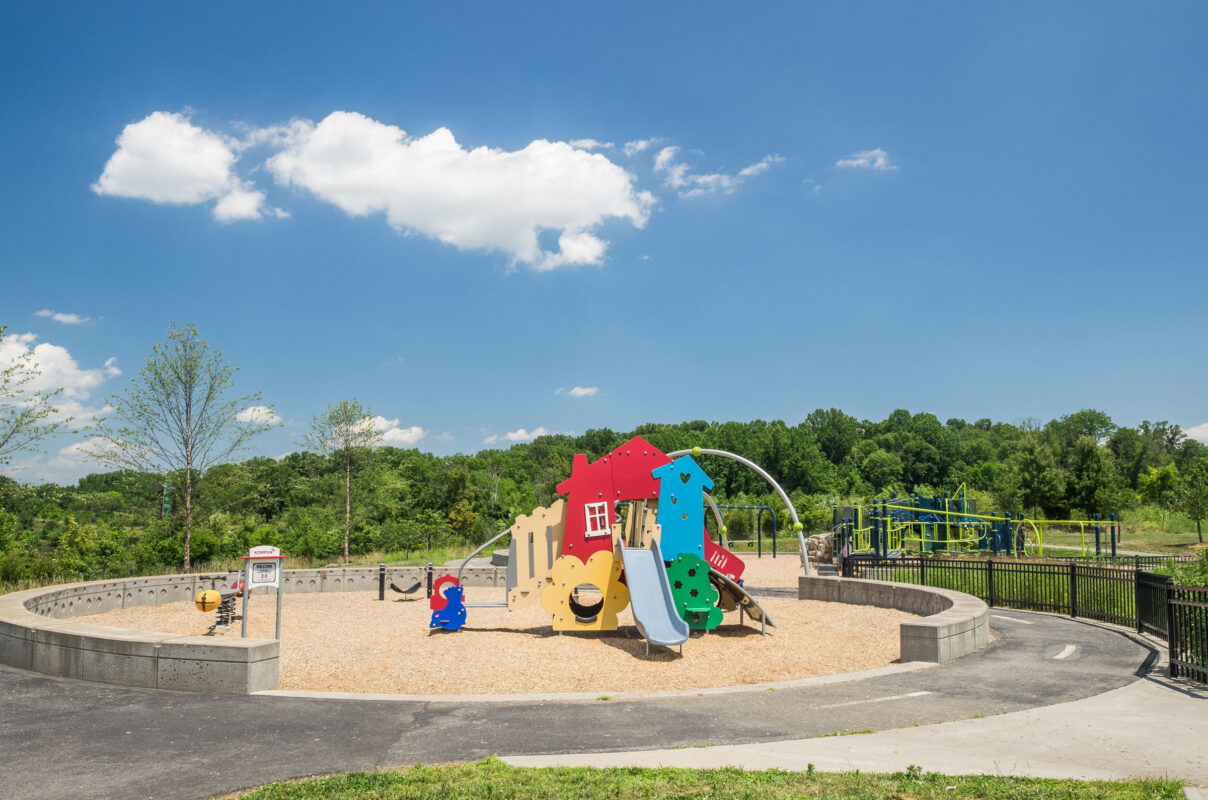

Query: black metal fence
left=1169, top=585, right=1208, bottom=683
left=840, top=555, right=1206, bottom=684
left=1136, top=571, right=1172, bottom=638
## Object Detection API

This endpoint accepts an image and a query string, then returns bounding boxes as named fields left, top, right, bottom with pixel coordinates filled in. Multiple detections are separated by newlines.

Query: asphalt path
left=0, top=610, right=1156, bottom=800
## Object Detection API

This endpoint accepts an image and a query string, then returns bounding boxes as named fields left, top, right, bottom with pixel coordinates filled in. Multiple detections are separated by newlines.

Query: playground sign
left=240, top=545, right=286, bottom=638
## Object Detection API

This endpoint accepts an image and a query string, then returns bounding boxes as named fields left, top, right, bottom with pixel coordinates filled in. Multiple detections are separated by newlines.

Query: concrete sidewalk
left=503, top=671, right=1208, bottom=786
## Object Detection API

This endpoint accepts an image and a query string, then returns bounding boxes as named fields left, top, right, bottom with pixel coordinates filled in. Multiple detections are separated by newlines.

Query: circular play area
left=67, top=557, right=915, bottom=695
left=8, top=437, right=988, bottom=698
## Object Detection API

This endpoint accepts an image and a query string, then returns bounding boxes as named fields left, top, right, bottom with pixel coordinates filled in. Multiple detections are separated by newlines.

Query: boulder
left=806, top=532, right=835, bottom=564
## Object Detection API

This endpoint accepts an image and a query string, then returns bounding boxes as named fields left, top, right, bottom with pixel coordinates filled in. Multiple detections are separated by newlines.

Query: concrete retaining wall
left=0, top=564, right=506, bottom=694
left=799, top=575, right=989, bottom=662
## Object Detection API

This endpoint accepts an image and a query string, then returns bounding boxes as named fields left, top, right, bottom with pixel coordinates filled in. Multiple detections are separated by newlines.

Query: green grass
left=1039, top=527, right=1203, bottom=556
left=223, top=758, right=1182, bottom=799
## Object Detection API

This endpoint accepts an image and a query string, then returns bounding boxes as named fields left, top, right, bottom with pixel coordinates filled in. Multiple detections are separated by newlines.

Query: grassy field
left=1039, top=527, right=1204, bottom=556
left=225, top=759, right=1182, bottom=799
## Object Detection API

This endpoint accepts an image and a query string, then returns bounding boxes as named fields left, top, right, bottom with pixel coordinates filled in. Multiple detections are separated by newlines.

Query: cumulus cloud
left=556, top=386, right=598, bottom=397
left=266, top=112, right=653, bottom=270
left=368, top=415, right=426, bottom=446
left=653, top=147, right=783, bottom=197
left=92, top=111, right=282, bottom=221
left=484, top=426, right=551, bottom=445
left=236, top=406, right=280, bottom=424
left=1, top=437, right=120, bottom=485
left=0, top=332, right=120, bottom=428
left=569, top=138, right=613, bottom=150
left=623, top=138, right=659, bottom=157
left=35, top=309, right=90, bottom=325
left=1186, top=422, right=1208, bottom=443
left=836, top=148, right=897, bottom=171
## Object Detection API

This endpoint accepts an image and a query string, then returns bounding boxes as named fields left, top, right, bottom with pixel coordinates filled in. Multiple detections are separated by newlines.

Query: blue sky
left=1, top=2, right=1205, bottom=484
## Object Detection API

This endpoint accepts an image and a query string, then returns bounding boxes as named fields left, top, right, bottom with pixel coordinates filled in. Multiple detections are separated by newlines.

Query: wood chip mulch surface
left=68, top=557, right=916, bottom=695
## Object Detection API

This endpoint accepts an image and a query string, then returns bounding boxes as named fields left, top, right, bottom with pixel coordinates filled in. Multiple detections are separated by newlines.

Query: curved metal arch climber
left=668, top=447, right=813, bottom=576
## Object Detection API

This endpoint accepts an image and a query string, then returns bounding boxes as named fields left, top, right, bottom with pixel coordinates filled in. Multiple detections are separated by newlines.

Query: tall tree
left=1012, top=436, right=1064, bottom=516
left=805, top=408, right=861, bottom=465
left=301, top=400, right=381, bottom=563
left=86, top=323, right=276, bottom=572
left=0, top=324, right=69, bottom=464
left=1180, top=458, right=1208, bottom=544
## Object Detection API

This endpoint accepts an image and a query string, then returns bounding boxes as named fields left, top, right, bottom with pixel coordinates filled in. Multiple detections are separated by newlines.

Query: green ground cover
left=225, top=759, right=1182, bottom=799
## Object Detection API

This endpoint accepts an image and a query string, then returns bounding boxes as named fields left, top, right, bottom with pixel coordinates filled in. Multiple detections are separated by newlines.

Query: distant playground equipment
left=833, top=485, right=1121, bottom=561
left=424, top=437, right=813, bottom=650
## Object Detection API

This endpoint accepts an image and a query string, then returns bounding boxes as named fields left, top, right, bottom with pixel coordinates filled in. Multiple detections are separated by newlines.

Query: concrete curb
left=800, top=576, right=990, bottom=662
left=0, top=565, right=513, bottom=694
left=258, top=659, right=938, bottom=704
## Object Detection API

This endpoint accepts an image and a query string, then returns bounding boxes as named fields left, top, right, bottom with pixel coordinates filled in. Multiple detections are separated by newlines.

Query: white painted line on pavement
left=992, top=614, right=1033, bottom=624
left=820, top=691, right=932, bottom=709
left=1053, top=645, right=1076, bottom=660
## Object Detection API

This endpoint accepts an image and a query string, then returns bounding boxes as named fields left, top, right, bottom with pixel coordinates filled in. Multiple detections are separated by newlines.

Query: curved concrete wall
left=0, top=565, right=507, bottom=694
left=799, top=575, right=989, bottom=662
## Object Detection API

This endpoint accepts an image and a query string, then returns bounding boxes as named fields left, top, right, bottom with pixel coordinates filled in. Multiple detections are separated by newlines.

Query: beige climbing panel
left=506, top=499, right=566, bottom=610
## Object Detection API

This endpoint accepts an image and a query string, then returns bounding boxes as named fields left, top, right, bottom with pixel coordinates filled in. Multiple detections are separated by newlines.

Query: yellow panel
left=506, top=500, right=566, bottom=610
left=540, top=550, right=630, bottom=631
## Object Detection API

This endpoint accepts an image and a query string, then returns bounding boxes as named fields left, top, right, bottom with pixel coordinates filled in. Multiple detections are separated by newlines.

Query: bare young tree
left=300, top=400, right=382, bottom=563
left=0, top=324, right=69, bottom=464
left=86, top=323, right=277, bottom=572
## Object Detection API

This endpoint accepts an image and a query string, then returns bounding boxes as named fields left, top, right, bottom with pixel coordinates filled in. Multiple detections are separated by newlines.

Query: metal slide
left=619, top=539, right=690, bottom=654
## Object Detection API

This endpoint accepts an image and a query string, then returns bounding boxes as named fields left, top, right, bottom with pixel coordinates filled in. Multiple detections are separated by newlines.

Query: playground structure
left=426, top=437, right=812, bottom=648
left=834, top=486, right=1122, bottom=560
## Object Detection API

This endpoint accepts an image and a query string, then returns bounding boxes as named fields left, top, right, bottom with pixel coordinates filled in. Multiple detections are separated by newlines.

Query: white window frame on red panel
left=584, top=501, right=610, bottom=538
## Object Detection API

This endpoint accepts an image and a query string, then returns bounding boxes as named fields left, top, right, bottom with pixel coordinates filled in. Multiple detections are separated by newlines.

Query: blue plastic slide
left=619, top=539, right=690, bottom=653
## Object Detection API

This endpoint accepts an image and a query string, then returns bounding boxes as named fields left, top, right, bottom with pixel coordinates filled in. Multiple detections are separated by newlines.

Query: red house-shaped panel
left=555, top=436, right=671, bottom=563
left=607, top=436, right=669, bottom=501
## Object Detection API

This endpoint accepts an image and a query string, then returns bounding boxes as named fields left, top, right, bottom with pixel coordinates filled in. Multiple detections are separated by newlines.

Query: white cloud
left=803, top=178, right=822, bottom=195
left=484, top=426, right=551, bottom=445
left=836, top=148, right=897, bottom=171
left=92, top=111, right=278, bottom=221
left=267, top=112, right=654, bottom=269
left=623, top=139, right=659, bottom=157
left=213, top=186, right=268, bottom=222
left=35, top=309, right=91, bottom=325
left=1186, top=422, right=1208, bottom=443
left=1, top=437, right=120, bottom=485
left=560, top=386, right=598, bottom=398
left=0, top=332, right=120, bottom=428
left=653, top=147, right=783, bottom=197
left=738, top=154, right=784, bottom=179
left=505, top=427, right=549, bottom=442
left=368, top=415, right=426, bottom=447
left=236, top=406, right=280, bottom=424
left=569, top=138, right=613, bottom=150
left=435, top=431, right=454, bottom=442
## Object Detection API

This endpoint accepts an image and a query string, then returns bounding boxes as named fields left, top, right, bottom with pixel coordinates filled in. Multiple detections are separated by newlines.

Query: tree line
left=1, top=324, right=1206, bottom=585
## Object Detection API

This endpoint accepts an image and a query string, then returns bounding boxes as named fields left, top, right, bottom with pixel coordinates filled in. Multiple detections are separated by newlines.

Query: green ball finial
left=692, top=445, right=701, bottom=458
left=793, top=522, right=804, bottom=532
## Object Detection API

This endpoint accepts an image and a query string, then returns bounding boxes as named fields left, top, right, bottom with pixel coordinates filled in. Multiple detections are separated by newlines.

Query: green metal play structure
left=833, top=485, right=1120, bottom=559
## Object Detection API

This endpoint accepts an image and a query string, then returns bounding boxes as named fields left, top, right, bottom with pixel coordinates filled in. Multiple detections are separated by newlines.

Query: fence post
left=1110, top=512, right=1117, bottom=558
left=987, top=558, right=996, bottom=607
left=1166, top=584, right=1178, bottom=679
left=1094, top=514, right=1100, bottom=557
left=1134, top=567, right=1143, bottom=633
left=1069, top=561, right=1077, bottom=618
left=919, top=556, right=927, bottom=587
